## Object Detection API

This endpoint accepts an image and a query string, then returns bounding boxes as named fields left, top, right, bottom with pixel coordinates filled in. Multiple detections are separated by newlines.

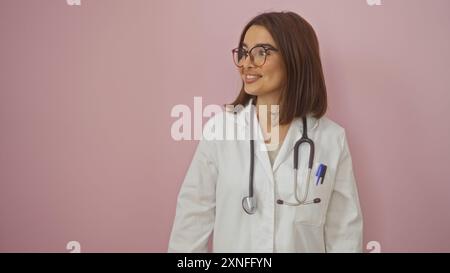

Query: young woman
left=168, top=11, right=363, bottom=252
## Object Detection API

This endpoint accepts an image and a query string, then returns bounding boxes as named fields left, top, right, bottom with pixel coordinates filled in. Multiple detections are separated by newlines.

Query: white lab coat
left=168, top=99, right=363, bottom=253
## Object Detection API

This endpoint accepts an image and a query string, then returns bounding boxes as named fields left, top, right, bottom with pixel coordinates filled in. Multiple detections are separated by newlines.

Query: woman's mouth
left=243, top=74, right=262, bottom=84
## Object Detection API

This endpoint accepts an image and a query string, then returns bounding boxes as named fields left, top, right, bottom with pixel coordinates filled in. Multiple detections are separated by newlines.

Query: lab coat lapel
left=251, top=116, right=274, bottom=184
left=237, top=99, right=275, bottom=184
left=272, top=116, right=319, bottom=173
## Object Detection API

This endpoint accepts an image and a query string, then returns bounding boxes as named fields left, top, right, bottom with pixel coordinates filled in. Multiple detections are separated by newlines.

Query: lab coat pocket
left=294, top=222, right=326, bottom=252
left=294, top=162, right=334, bottom=226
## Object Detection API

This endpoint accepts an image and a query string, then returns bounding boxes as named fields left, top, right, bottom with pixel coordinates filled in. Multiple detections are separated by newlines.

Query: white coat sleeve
left=168, top=136, right=218, bottom=252
left=324, top=131, right=363, bottom=252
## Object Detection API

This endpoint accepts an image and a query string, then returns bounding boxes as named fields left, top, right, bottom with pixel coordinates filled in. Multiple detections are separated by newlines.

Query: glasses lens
left=233, top=48, right=246, bottom=67
left=250, top=46, right=267, bottom=67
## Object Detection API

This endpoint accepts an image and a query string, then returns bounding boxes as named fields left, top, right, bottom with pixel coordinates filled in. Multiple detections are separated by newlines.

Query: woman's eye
left=256, top=49, right=266, bottom=56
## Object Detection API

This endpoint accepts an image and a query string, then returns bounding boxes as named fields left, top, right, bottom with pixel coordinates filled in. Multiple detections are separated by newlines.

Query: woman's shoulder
left=316, top=115, right=347, bottom=139
left=203, top=110, right=235, bottom=128
left=201, top=110, right=239, bottom=141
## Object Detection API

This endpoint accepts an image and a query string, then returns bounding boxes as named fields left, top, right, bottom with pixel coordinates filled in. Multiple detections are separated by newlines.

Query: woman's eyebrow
left=242, top=42, right=275, bottom=48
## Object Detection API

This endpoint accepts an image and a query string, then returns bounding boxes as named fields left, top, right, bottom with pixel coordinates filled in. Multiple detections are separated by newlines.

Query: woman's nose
left=242, top=54, right=255, bottom=69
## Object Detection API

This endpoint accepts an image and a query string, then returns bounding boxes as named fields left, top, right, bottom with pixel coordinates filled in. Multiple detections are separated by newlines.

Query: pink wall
left=1, top=0, right=449, bottom=252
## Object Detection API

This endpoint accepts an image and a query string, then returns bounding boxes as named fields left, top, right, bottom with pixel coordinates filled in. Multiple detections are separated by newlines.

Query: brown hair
left=229, top=11, right=327, bottom=124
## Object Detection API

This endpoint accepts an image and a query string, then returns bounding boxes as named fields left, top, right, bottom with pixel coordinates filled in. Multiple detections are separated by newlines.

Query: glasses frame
left=231, top=44, right=279, bottom=68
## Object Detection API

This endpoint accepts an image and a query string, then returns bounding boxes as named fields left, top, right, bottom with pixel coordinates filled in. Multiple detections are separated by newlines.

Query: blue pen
left=315, top=164, right=327, bottom=186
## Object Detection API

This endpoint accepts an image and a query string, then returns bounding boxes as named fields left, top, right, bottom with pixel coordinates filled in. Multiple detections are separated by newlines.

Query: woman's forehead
left=243, top=25, right=276, bottom=47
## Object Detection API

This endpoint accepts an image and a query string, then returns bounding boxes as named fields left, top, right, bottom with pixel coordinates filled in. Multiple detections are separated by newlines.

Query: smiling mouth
left=243, top=74, right=262, bottom=84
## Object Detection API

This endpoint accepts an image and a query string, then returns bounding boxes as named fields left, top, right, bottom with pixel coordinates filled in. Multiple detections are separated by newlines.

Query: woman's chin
left=244, top=86, right=261, bottom=96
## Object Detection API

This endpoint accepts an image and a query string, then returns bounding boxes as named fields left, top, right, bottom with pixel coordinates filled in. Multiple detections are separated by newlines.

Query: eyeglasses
left=231, top=45, right=279, bottom=68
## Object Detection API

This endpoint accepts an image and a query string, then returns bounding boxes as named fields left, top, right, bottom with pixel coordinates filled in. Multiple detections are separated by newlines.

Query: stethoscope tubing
left=243, top=104, right=318, bottom=214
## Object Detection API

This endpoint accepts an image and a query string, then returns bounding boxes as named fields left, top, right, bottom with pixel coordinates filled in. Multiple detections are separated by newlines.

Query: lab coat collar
left=236, top=98, right=320, bottom=173
left=272, top=114, right=319, bottom=172
left=237, top=98, right=319, bottom=129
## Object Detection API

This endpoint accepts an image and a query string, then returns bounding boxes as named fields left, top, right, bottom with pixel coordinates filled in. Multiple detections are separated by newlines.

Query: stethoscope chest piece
left=242, top=196, right=256, bottom=214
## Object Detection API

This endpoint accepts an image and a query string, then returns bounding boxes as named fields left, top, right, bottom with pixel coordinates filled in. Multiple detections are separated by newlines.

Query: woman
left=168, top=11, right=363, bottom=252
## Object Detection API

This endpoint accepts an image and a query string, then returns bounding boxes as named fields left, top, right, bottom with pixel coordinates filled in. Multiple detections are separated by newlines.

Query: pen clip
left=315, top=164, right=327, bottom=185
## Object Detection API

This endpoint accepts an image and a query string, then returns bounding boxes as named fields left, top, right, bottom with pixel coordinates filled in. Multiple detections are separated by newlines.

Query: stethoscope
left=242, top=106, right=321, bottom=215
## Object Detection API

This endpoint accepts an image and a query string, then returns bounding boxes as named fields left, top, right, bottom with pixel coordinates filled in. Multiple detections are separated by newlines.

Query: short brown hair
left=229, top=11, right=327, bottom=124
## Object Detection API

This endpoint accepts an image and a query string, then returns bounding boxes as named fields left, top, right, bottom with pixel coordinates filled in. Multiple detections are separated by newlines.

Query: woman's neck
left=255, top=93, right=281, bottom=128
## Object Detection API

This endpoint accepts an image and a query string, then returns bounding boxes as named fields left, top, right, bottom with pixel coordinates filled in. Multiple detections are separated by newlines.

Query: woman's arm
left=324, top=131, right=363, bottom=252
left=168, top=136, right=218, bottom=252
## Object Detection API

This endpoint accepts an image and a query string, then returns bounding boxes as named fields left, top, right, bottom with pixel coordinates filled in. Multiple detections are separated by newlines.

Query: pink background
left=1, top=0, right=449, bottom=252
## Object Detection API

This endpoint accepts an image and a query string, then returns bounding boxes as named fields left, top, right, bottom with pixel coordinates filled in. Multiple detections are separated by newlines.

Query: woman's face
left=240, top=25, right=286, bottom=99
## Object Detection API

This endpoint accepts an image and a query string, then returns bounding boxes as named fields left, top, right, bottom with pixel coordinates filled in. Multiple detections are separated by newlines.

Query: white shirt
left=168, top=99, right=363, bottom=252
left=267, top=143, right=280, bottom=167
